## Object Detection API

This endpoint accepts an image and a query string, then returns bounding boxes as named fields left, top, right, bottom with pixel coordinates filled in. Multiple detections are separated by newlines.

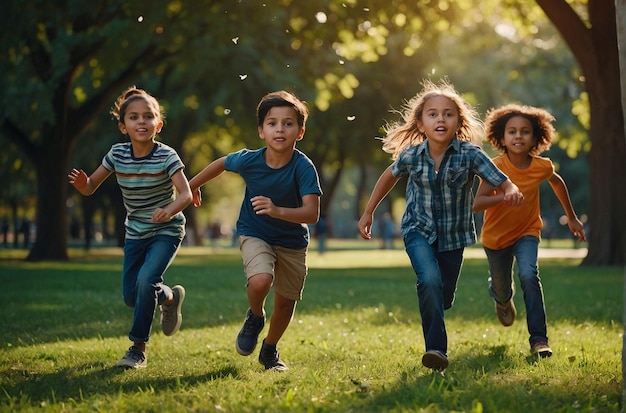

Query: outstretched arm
left=188, top=156, right=227, bottom=207
left=357, top=166, right=401, bottom=240
left=68, top=165, right=111, bottom=196
left=548, top=172, right=585, bottom=241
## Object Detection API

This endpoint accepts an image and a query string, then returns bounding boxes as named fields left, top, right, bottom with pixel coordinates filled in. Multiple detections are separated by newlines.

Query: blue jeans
left=484, top=235, right=548, bottom=345
left=122, top=235, right=181, bottom=343
left=404, top=231, right=464, bottom=356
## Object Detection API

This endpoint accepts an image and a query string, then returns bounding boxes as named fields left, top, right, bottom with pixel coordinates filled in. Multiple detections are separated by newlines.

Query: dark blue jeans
left=404, top=231, right=464, bottom=356
left=122, top=235, right=181, bottom=343
left=484, top=235, right=548, bottom=345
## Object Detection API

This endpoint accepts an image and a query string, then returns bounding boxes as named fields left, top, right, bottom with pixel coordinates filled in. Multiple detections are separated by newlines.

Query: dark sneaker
left=496, top=300, right=516, bottom=327
left=422, top=350, right=448, bottom=371
left=259, top=340, right=289, bottom=371
left=161, top=285, right=185, bottom=336
left=236, top=308, right=265, bottom=356
left=531, top=341, right=553, bottom=358
left=115, top=346, right=147, bottom=369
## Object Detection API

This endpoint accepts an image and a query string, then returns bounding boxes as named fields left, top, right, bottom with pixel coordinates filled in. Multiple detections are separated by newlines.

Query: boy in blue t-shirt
left=189, top=91, right=322, bottom=371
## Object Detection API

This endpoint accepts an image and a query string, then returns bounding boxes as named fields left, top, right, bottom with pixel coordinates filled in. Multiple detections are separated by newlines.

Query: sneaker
left=531, top=341, right=553, bottom=358
left=161, top=285, right=185, bottom=336
left=422, top=350, right=448, bottom=371
left=495, top=300, right=516, bottom=327
left=236, top=308, right=265, bottom=356
left=115, top=346, right=147, bottom=369
left=258, top=340, right=289, bottom=371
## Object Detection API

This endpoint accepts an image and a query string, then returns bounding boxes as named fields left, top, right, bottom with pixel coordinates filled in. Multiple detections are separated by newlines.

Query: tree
left=536, top=0, right=626, bottom=265
left=614, top=0, right=626, bottom=406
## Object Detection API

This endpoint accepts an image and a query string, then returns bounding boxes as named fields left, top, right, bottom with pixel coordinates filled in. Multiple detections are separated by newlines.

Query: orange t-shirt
left=480, top=155, right=554, bottom=250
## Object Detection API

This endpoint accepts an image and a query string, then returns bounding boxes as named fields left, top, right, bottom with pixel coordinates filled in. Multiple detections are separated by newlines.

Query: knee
left=247, top=273, right=273, bottom=294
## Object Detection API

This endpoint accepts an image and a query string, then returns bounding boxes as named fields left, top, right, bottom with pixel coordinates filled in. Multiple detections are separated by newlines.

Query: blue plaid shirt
left=392, top=138, right=507, bottom=251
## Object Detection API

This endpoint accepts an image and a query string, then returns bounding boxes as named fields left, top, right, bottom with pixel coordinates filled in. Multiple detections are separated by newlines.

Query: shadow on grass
left=1, top=362, right=241, bottom=406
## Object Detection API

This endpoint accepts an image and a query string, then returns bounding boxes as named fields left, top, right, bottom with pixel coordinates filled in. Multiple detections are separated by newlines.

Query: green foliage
left=0, top=245, right=621, bottom=412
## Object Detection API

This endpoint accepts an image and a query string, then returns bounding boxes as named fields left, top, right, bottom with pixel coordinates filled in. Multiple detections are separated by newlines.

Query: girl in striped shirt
left=68, top=87, right=192, bottom=369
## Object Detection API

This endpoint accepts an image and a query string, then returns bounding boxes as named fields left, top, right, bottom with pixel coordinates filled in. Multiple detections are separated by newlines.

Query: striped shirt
left=102, top=141, right=186, bottom=240
left=392, top=138, right=508, bottom=251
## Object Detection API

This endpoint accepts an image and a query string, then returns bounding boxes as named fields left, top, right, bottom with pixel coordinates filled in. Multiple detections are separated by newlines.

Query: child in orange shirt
left=473, top=104, right=585, bottom=358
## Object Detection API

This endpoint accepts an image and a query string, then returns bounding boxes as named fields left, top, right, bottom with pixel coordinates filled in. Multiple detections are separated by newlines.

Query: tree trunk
left=537, top=0, right=626, bottom=266
left=27, top=141, right=69, bottom=261
left=613, top=0, right=626, bottom=407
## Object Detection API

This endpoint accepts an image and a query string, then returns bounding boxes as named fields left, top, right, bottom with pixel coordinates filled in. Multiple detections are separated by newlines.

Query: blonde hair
left=381, top=79, right=483, bottom=159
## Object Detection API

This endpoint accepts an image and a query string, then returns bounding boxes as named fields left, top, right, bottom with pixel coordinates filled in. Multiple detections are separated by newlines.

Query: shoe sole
left=496, top=301, right=516, bottom=327
left=163, top=285, right=185, bottom=336
left=422, top=351, right=448, bottom=371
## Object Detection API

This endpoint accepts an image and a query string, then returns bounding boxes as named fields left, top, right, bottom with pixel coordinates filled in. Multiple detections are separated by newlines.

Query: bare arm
left=357, top=166, right=401, bottom=240
left=473, top=178, right=523, bottom=212
left=251, top=193, right=320, bottom=224
left=548, top=172, right=586, bottom=241
left=68, top=165, right=112, bottom=196
left=152, top=169, right=193, bottom=222
left=188, top=156, right=227, bottom=207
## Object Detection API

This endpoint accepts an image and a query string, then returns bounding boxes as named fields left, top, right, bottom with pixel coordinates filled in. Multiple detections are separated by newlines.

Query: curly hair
left=484, top=104, right=554, bottom=156
left=381, top=79, right=484, bottom=159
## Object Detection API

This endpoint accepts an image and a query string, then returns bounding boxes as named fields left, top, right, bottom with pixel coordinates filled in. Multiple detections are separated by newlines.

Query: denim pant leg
left=122, top=235, right=181, bottom=343
left=513, top=236, right=548, bottom=344
left=484, top=245, right=515, bottom=304
left=404, top=231, right=464, bottom=355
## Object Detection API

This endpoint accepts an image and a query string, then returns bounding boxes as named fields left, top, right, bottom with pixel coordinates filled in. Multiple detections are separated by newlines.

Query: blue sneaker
left=236, top=308, right=265, bottom=356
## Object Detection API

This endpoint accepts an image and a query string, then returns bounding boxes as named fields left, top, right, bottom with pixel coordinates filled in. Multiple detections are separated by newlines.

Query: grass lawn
left=0, top=242, right=622, bottom=412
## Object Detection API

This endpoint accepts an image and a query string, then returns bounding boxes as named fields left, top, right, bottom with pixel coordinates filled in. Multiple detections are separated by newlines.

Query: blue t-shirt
left=102, top=141, right=186, bottom=240
left=224, top=147, right=322, bottom=249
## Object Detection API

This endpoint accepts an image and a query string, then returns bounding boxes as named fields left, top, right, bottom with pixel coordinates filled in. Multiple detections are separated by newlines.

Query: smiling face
left=503, top=115, right=536, bottom=155
left=258, top=106, right=305, bottom=154
left=118, top=99, right=163, bottom=145
left=417, top=95, right=460, bottom=146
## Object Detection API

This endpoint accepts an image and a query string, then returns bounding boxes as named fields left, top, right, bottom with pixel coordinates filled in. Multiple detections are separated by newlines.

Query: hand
left=250, top=196, right=276, bottom=216
left=502, top=185, right=524, bottom=206
left=68, top=169, right=88, bottom=189
left=569, top=219, right=586, bottom=242
left=192, top=188, right=202, bottom=207
left=152, top=207, right=171, bottom=223
left=357, top=214, right=373, bottom=240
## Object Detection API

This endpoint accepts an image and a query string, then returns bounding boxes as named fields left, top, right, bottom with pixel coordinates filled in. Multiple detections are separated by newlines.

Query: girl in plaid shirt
left=358, top=80, right=523, bottom=371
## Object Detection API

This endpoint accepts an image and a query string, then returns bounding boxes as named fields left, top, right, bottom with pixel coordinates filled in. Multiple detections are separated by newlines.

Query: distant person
left=474, top=104, right=585, bottom=358
left=188, top=91, right=322, bottom=371
left=379, top=212, right=395, bottom=249
left=357, top=80, right=522, bottom=371
left=315, top=213, right=330, bottom=254
left=21, top=219, right=31, bottom=249
left=2, top=218, right=8, bottom=247
left=68, top=86, right=192, bottom=369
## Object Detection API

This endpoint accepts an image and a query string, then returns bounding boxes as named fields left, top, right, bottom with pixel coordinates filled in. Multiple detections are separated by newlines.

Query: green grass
left=0, top=243, right=621, bottom=412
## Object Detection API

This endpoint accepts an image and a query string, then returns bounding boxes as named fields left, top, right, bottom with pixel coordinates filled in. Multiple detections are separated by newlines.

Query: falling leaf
left=239, top=75, right=248, bottom=80
left=347, top=115, right=356, bottom=121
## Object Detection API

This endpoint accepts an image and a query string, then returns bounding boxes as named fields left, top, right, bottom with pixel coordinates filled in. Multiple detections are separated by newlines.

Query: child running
left=357, top=80, right=523, bottom=371
left=473, top=104, right=586, bottom=358
left=68, top=87, right=192, bottom=369
left=188, top=90, right=322, bottom=371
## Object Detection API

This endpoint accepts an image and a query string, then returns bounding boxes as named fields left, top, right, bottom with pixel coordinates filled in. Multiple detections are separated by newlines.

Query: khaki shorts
left=239, top=236, right=308, bottom=300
